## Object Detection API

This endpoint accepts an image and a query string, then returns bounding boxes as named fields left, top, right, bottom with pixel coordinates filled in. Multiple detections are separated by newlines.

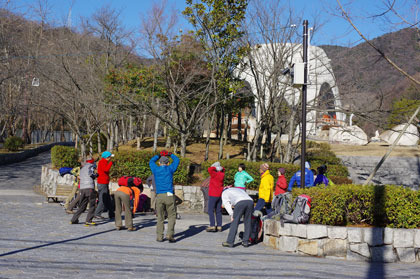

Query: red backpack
left=118, top=176, right=142, bottom=187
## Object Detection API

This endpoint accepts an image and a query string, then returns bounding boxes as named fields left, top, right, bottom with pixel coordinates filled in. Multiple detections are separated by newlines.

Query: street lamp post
left=300, top=20, right=309, bottom=188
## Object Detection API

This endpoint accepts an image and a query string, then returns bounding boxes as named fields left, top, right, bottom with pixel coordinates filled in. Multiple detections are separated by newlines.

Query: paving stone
left=415, top=230, right=420, bottom=248
left=279, top=236, right=298, bottom=252
left=363, top=227, right=384, bottom=246
left=307, top=224, right=327, bottom=239
left=277, top=222, right=292, bottom=236
left=346, top=250, right=370, bottom=262
left=349, top=243, right=371, bottom=258
left=396, top=248, right=416, bottom=263
left=371, top=245, right=397, bottom=263
left=328, top=226, right=347, bottom=239
left=384, top=227, right=393, bottom=245
left=264, top=219, right=279, bottom=237
left=323, top=239, right=347, bottom=257
left=290, top=224, right=307, bottom=238
left=393, top=229, right=414, bottom=248
left=297, top=239, right=319, bottom=256
left=348, top=228, right=362, bottom=243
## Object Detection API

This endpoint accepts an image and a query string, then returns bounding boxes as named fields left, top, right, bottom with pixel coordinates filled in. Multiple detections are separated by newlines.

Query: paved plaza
left=0, top=152, right=419, bottom=278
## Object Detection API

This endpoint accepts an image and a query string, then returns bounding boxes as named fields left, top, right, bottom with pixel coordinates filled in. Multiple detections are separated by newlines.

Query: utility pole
left=300, top=20, right=309, bottom=188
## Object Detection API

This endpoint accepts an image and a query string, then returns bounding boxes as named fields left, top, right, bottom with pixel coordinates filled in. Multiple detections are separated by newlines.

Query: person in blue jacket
left=287, top=161, right=314, bottom=191
left=149, top=150, right=180, bottom=243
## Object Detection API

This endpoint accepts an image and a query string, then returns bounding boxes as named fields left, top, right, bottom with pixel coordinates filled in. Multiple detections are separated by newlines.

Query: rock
left=323, top=239, right=347, bottom=257
left=348, top=228, right=363, bottom=243
left=350, top=243, right=371, bottom=258
left=414, top=230, right=420, bottom=248
left=328, top=226, right=347, bottom=239
left=267, top=235, right=279, bottom=249
left=347, top=250, right=370, bottom=262
left=264, top=219, right=279, bottom=237
left=291, top=224, right=307, bottom=238
left=307, top=224, right=328, bottom=239
left=393, top=229, right=414, bottom=248
left=329, top=125, right=368, bottom=145
left=380, top=124, right=419, bottom=146
left=363, top=228, right=383, bottom=246
left=371, top=246, right=397, bottom=263
left=279, top=236, right=298, bottom=252
left=298, top=239, right=319, bottom=256
left=384, top=227, right=393, bottom=245
left=278, top=222, right=292, bottom=236
left=396, top=248, right=416, bottom=263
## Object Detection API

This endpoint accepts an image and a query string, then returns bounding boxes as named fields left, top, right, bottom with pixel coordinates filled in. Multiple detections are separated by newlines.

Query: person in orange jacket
left=114, top=177, right=143, bottom=231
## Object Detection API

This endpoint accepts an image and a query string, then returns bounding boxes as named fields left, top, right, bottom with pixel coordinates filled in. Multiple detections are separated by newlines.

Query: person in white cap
left=95, top=151, right=115, bottom=220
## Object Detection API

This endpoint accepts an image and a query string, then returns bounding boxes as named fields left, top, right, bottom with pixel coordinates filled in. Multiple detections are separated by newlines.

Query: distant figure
left=70, top=157, right=97, bottom=226
left=206, top=162, right=225, bottom=232
left=221, top=187, right=253, bottom=248
left=114, top=177, right=143, bottom=231
left=146, top=174, right=156, bottom=214
left=274, top=168, right=287, bottom=196
left=314, top=165, right=329, bottom=186
left=95, top=151, right=115, bottom=220
left=234, top=163, right=254, bottom=190
left=288, top=162, right=314, bottom=191
left=149, top=150, right=180, bottom=243
left=254, top=163, right=274, bottom=214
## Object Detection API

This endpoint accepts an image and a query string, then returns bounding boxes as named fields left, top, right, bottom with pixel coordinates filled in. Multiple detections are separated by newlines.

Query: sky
left=8, top=0, right=417, bottom=48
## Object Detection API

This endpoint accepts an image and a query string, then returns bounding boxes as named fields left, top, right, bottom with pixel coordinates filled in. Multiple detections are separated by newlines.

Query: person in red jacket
left=95, top=151, right=115, bottom=220
left=206, top=162, right=225, bottom=232
left=274, top=168, right=288, bottom=196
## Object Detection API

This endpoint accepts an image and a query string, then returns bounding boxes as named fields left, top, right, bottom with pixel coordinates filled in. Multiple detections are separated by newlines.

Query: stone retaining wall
left=264, top=219, right=420, bottom=263
left=0, top=142, right=74, bottom=166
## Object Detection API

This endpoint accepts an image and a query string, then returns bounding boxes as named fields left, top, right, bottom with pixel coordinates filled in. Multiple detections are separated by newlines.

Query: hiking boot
left=66, top=210, right=74, bottom=214
left=216, top=226, right=222, bottom=232
left=167, top=236, right=176, bottom=243
left=242, top=242, right=250, bottom=248
left=94, top=215, right=105, bottom=220
left=127, top=227, right=136, bottom=231
left=206, top=226, right=217, bottom=232
left=156, top=237, right=164, bottom=242
left=84, top=221, right=97, bottom=227
left=176, top=213, right=181, bottom=220
left=70, top=220, right=79, bottom=224
left=222, top=242, right=233, bottom=248
left=116, top=226, right=124, bottom=230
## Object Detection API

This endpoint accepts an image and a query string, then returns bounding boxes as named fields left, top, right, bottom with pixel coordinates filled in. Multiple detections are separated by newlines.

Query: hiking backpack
left=239, top=212, right=264, bottom=244
left=118, top=176, right=142, bottom=187
left=282, top=194, right=311, bottom=224
left=271, top=192, right=293, bottom=216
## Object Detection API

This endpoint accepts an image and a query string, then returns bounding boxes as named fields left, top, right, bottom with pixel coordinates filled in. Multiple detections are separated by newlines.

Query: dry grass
left=117, top=137, right=247, bottom=164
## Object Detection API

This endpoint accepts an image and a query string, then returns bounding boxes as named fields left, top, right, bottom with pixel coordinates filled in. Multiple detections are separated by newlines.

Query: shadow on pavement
left=174, top=224, right=207, bottom=242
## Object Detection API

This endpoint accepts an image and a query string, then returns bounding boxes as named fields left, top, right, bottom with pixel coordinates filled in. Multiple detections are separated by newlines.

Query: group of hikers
left=63, top=149, right=329, bottom=248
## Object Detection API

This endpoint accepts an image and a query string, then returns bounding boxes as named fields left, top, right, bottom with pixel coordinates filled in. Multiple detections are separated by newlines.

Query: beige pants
left=114, top=191, right=133, bottom=228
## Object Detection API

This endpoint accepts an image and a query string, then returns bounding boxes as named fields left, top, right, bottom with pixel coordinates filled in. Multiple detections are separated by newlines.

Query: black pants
left=227, top=200, right=253, bottom=245
left=71, top=189, right=97, bottom=223
left=95, top=184, right=114, bottom=218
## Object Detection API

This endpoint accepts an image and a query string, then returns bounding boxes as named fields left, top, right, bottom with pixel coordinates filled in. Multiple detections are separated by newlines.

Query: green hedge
left=201, top=159, right=349, bottom=190
left=51, top=146, right=79, bottom=168
left=4, top=136, right=24, bottom=151
left=109, top=150, right=191, bottom=185
left=293, top=184, right=420, bottom=229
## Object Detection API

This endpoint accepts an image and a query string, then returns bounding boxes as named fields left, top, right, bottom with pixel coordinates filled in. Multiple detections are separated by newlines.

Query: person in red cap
left=95, top=151, right=115, bottom=220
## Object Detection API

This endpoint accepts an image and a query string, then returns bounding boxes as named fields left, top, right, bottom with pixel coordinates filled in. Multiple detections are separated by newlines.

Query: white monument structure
left=237, top=43, right=347, bottom=140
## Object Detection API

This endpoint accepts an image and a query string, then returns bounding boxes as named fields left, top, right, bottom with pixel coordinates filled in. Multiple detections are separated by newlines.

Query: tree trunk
left=97, top=132, right=102, bottom=154
left=108, top=122, right=114, bottom=151
left=114, top=120, right=119, bottom=150
left=227, top=113, right=232, bottom=140
left=237, top=111, right=242, bottom=141
left=129, top=115, right=133, bottom=141
left=153, top=116, right=160, bottom=152
left=205, top=108, right=216, bottom=161
left=285, top=105, right=298, bottom=163
left=180, top=132, right=189, bottom=157
left=60, top=118, right=65, bottom=142
left=218, top=114, right=226, bottom=159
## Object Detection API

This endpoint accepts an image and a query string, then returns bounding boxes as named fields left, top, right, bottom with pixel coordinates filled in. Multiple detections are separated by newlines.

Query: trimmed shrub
left=201, top=159, right=349, bottom=190
left=51, top=145, right=79, bottom=168
left=293, top=184, right=420, bottom=229
left=306, top=141, right=342, bottom=165
left=110, top=150, right=191, bottom=185
left=4, top=136, right=24, bottom=151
